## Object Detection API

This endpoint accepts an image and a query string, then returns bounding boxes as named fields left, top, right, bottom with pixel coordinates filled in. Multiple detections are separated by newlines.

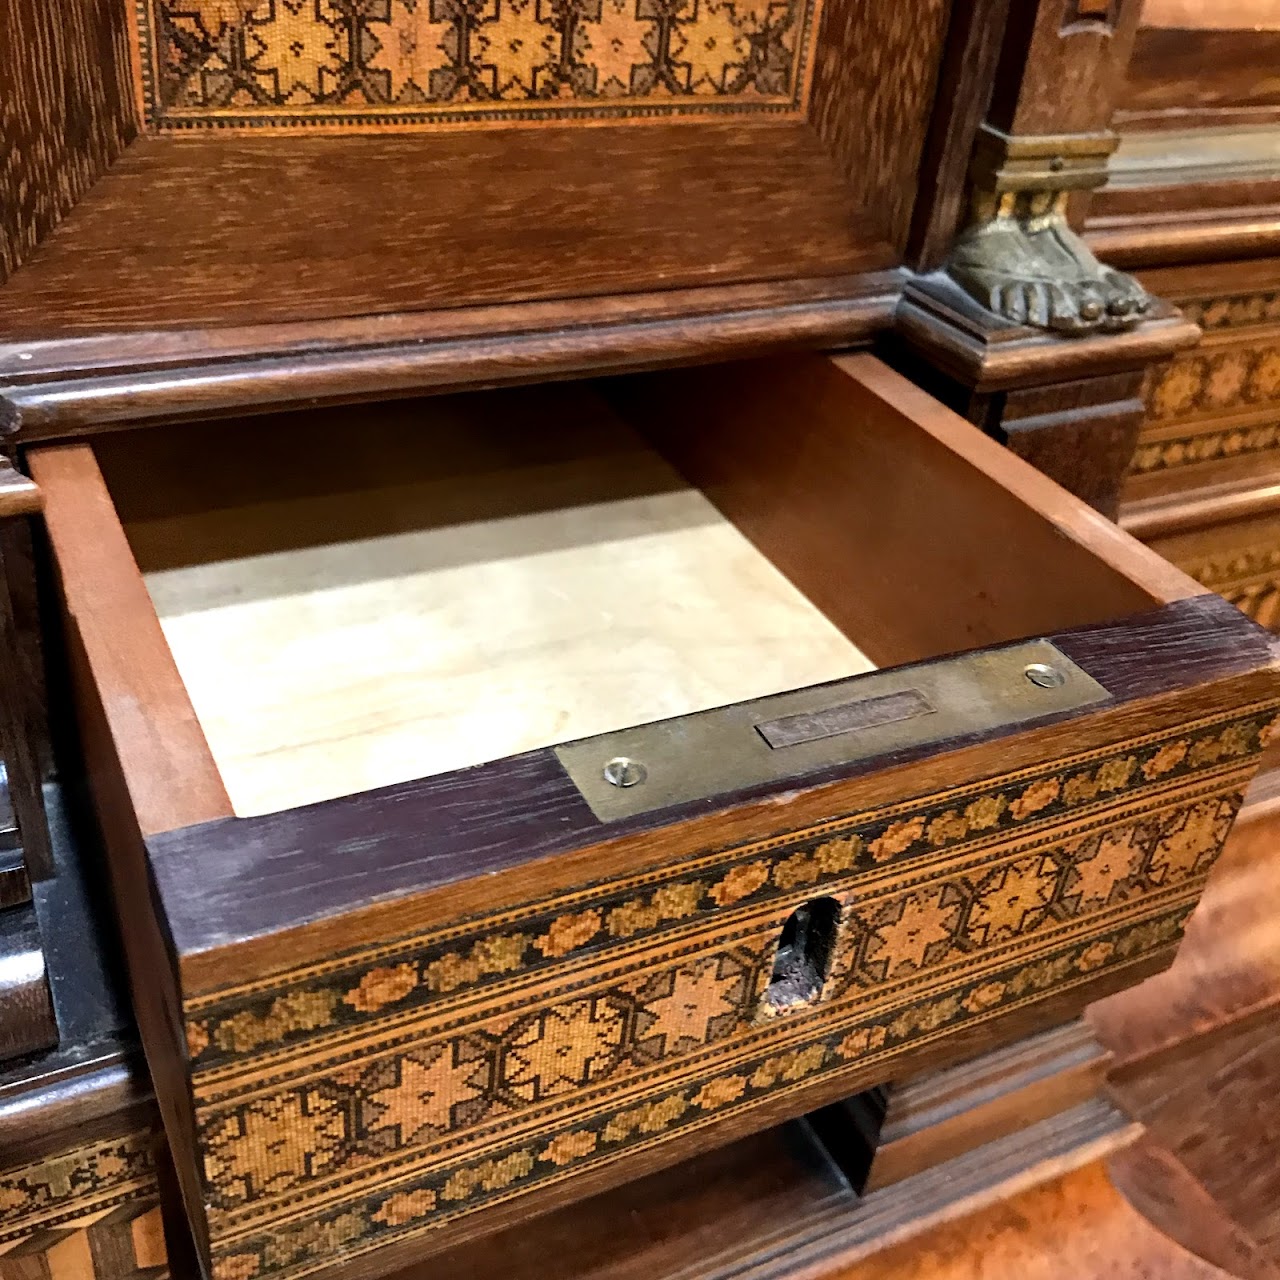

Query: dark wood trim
left=0, top=273, right=901, bottom=438
left=1116, top=28, right=1280, bottom=130
left=905, top=0, right=1012, bottom=271
left=1086, top=208, right=1280, bottom=269
left=0, top=904, right=56, bottom=1062
left=0, top=523, right=53, bottom=882
left=892, top=277, right=1201, bottom=392
left=1121, top=476, right=1280, bottom=542
left=861, top=1019, right=1109, bottom=1191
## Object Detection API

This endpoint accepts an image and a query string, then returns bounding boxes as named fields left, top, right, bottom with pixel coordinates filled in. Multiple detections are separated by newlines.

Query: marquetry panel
left=180, top=702, right=1278, bottom=1280
left=0, top=1126, right=168, bottom=1280
left=135, top=0, right=823, bottom=129
left=1133, top=322, right=1280, bottom=479
left=1150, top=511, right=1280, bottom=632
left=1191, top=546, right=1280, bottom=630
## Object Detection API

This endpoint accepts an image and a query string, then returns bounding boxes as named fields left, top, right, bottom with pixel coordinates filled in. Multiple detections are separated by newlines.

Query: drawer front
left=183, top=694, right=1274, bottom=1280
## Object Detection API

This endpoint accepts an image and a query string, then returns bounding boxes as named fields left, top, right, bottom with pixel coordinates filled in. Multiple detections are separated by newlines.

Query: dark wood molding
left=421, top=1090, right=1139, bottom=1280
left=904, top=0, right=1013, bottom=271
left=892, top=275, right=1199, bottom=393
left=860, top=1019, right=1110, bottom=1192
left=0, top=273, right=902, bottom=439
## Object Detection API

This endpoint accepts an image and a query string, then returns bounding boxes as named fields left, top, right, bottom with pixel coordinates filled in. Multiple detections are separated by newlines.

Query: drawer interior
left=93, top=385, right=876, bottom=818
left=34, top=355, right=1189, bottom=832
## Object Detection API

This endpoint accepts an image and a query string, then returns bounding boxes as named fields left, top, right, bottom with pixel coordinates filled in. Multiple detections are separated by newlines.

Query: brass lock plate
left=554, top=639, right=1109, bottom=822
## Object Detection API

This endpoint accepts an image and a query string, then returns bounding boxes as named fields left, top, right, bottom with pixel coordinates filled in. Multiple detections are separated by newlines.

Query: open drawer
left=28, top=354, right=1280, bottom=1280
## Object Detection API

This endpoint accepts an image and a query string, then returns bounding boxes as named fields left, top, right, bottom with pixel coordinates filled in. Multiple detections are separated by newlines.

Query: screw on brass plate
left=603, top=757, right=647, bottom=788
left=1025, top=663, right=1067, bottom=689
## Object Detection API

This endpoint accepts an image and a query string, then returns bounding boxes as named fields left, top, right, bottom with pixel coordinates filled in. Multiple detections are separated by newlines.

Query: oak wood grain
left=0, top=0, right=135, bottom=283
left=0, top=126, right=890, bottom=339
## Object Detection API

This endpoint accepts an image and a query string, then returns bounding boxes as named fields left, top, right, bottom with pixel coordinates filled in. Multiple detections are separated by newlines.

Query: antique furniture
left=3, top=1, right=1280, bottom=1279
left=1083, top=0, right=1280, bottom=626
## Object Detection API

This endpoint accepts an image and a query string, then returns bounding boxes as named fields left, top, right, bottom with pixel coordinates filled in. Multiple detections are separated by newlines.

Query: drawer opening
left=32, top=354, right=1192, bottom=833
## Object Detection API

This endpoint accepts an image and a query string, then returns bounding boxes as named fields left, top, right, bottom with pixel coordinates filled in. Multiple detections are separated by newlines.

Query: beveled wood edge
left=0, top=1053, right=154, bottom=1168
left=892, top=276, right=1202, bottom=392
left=27, top=443, right=233, bottom=836
left=835, top=354, right=1204, bottom=607
left=1086, top=211, right=1280, bottom=270
left=0, top=463, right=40, bottom=518
left=880, top=1018, right=1105, bottom=1136
left=861, top=1018, right=1110, bottom=1192
left=0, top=264, right=1207, bottom=435
left=0, top=903, right=57, bottom=1063
left=0, top=273, right=904, bottom=439
left=1120, top=473, right=1280, bottom=541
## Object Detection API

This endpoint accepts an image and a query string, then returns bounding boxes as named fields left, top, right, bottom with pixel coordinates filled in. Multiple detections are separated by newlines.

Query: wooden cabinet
left=26, top=352, right=1280, bottom=1280
left=4, top=1, right=1280, bottom=1278
left=0, top=0, right=951, bottom=343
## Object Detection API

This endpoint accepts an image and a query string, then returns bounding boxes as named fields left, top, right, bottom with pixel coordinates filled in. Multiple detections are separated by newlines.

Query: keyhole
left=762, top=897, right=840, bottom=1011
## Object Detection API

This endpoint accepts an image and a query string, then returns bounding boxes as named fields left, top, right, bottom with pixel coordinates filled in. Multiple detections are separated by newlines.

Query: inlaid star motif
left=363, top=1043, right=485, bottom=1145
left=1066, top=825, right=1147, bottom=911
left=1147, top=799, right=1231, bottom=884
left=503, top=999, right=626, bottom=1100
left=864, top=889, right=960, bottom=978
left=968, top=855, right=1059, bottom=944
left=204, top=1088, right=348, bottom=1203
left=638, top=958, right=744, bottom=1055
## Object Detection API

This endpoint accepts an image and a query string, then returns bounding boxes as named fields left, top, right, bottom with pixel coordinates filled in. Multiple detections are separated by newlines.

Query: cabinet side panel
left=809, top=0, right=951, bottom=248
left=0, top=0, right=137, bottom=283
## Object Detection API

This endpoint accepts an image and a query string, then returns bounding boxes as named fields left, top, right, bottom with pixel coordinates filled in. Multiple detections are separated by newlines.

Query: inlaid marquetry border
left=133, top=0, right=821, bottom=131
left=0, top=1127, right=159, bottom=1246
left=207, top=902, right=1194, bottom=1280
left=181, top=701, right=1278, bottom=1280
left=184, top=704, right=1276, bottom=1071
